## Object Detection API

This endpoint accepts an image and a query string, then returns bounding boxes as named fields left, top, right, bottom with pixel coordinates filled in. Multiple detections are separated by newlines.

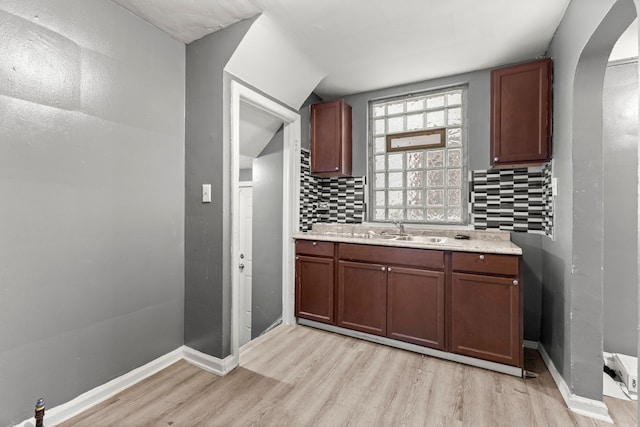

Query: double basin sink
left=361, top=232, right=448, bottom=244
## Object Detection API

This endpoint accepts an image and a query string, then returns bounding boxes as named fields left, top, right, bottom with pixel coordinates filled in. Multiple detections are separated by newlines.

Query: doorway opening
left=238, top=181, right=253, bottom=348
left=602, top=18, right=639, bottom=406
left=229, top=81, right=301, bottom=366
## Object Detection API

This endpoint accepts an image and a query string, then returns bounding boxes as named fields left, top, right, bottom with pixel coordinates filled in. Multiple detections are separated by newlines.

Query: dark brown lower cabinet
left=295, top=240, right=523, bottom=372
left=450, top=272, right=521, bottom=367
left=295, top=255, right=335, bottom=324
left=338, top=260, right=387, bottom=336
left=387, top=267, right=445, bottom=350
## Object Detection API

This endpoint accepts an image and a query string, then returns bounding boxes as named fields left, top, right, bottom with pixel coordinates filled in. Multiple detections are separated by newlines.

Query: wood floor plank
left=59, top=324, right=637, bottom=427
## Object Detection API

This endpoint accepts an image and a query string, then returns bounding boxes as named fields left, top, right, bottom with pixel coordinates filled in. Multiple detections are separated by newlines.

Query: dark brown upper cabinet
left=491, top=58, right=552, bottom=168
left=310, top=99, right=352, bottom=177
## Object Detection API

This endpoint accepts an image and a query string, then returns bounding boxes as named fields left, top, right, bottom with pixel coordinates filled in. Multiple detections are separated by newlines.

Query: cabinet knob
left=381, top=267, right=386, bottom=271
left=312, top=242, right=317, bottom=246
left=479, top=255, right=485, bottom=260
left=513, top=280, right=519, bottom=285
left=494, top=157, right=499, bottom=162
left=388, top=267, right=392, bottom=272
left=296, top=256, right=299, bottom=260
left=334, top=167, right=339, bottom=171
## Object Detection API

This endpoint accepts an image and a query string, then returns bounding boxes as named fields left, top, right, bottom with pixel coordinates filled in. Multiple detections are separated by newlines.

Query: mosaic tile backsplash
left=301, top=148, right=553, bottom=236
left=299, top=149, right=365, bottom=232
left=469, top=163, right=554, bottom=237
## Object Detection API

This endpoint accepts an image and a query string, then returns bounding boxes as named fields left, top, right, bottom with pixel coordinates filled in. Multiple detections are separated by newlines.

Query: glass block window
left=369, top=86, right=467, bottom=224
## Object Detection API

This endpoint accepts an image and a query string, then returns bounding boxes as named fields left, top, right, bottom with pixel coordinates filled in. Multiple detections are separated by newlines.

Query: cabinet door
left=387, top=267, right=445, bottom=350
left=295, top=255, right=335, bottom=324
left=491, top=58, right=551, bottom=167
left=338, top=260, right=387, bottom=336
left=311, top=100, right=352, bottom=176
left=450, top=273, right=521, bottom=367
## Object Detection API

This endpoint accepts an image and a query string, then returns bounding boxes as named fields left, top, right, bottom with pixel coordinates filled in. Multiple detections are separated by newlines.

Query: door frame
left=230, top=81, right=301, bottom=367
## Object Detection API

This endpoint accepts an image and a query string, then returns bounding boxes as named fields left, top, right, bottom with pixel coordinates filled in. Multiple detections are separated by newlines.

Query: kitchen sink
left=393, top=235, right=448, bottom=243
left=362, top=232, right=406, bottom=240
left=367, top=232, right=449, bottom=243
left=356, top=233, right=396, bottom=240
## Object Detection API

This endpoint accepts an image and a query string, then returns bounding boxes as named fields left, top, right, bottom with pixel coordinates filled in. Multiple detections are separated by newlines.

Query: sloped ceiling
left=225, top=14, right=325, bottom=109
left=111, top=0, right=571, bottom=99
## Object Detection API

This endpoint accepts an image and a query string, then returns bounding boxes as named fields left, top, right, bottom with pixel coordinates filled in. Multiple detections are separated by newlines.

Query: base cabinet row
left=339, top=261, right=445, bottom=349
left=294, top=240, right=522, bottom=369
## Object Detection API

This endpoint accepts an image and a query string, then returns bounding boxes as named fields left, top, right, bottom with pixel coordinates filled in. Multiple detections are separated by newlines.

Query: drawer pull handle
left=312, top=242, right=317, bottom=246
left=479, top=255, right=485, bottom=260
left=513, top=280, right=519, bottom=285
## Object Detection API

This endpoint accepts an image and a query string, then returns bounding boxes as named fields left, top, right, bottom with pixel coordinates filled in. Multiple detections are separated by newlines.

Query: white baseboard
left=182, top=346, right=237, bottom=376
left=523, top=340, right=539, bottom=350
left=15, top=346, right=238, bottom=427
left=17, top=341, right=616, bottom=426
left=537, top=344, right=613, bottom=424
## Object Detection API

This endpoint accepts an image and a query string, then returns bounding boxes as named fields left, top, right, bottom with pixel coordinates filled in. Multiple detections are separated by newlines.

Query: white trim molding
left=182, top=346, right=237, bottom=376
left=15, top=346, right=236, bottom=427
left=537, top=344, right=613, bottom=424
left=229, top=80, right=301, bottom=376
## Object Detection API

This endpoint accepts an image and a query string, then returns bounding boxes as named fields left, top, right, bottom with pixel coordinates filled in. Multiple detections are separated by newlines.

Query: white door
left=238, top=185, right=253, bottom=347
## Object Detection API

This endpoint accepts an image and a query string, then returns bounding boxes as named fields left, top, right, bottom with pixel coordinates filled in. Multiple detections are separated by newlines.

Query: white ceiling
left=111, top=0, right=573, bottom=170
left=111, top=0, right=571, bottom=99
left=110, top=0, right=262, bottom=44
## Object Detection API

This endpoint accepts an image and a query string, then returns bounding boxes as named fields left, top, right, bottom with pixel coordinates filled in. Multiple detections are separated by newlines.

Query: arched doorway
left=570, top=0, right=637, bottom=419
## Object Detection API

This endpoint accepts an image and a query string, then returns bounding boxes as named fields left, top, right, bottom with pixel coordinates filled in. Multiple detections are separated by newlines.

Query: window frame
left=367, top=85, right=469, bottom=225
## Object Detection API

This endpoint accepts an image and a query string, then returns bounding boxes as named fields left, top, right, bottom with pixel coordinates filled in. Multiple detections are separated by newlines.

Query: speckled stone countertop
left=292, top=223, right=522, bottom=255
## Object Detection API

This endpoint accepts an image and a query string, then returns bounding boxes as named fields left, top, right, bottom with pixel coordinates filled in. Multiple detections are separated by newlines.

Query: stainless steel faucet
left=392, top=219, right=405, bottom=234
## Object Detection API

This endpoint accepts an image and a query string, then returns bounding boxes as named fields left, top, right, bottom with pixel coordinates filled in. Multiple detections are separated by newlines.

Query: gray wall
left=340, top=70, right=544, bottom=342
left=544, top=0, right=635, bottom=400
left=251, top=127, right=284, bottom=337
left=0, top=1, right=185, bottom=425
left=300, top=93, right=323, bottom=151
left=185, top=19, right=254, bottom=358
left=603, top=61, right=639, bottom=356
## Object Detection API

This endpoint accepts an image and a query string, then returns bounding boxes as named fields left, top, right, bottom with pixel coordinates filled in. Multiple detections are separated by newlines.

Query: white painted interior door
left=238, top=185, right=253, bottom=347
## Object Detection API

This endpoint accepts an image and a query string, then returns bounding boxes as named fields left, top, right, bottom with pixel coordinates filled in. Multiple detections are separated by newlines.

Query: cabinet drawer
left=339, top=243, right=444, bottom=270
left=295, top=240, right=334, bottom=257
left=452, top=252, right=519, bottom=276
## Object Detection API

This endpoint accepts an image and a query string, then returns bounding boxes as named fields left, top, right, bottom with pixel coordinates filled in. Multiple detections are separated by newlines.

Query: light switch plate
left=551, top=177, right=558, bottom=196
left=202, top=184, right=211, bottom=203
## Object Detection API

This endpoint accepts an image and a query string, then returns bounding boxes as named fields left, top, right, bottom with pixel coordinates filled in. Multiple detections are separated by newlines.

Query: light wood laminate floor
left=61, top=324, right=637, bottom=426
